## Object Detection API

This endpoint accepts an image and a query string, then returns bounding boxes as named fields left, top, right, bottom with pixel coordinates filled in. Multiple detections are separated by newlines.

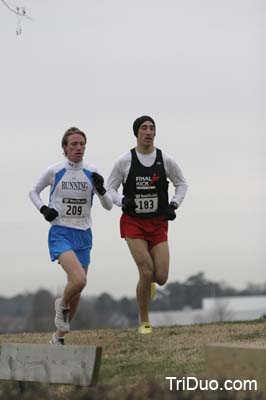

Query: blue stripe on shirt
left=83, top=168, right=94, bottom=206
left=49, top=168, right=67, bottom=201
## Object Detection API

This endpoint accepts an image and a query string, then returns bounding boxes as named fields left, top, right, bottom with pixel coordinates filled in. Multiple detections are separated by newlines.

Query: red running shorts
left=120, top=213, right=168, bottom=249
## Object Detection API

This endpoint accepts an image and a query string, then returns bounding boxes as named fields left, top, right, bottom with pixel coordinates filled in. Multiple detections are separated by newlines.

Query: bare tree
left=1, top=0, right=32, bottom=35
left=209, top=299, right=234, bottom=322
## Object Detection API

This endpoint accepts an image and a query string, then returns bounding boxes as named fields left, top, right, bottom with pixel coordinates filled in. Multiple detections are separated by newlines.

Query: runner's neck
left=136, top=144, right=155, bottom=155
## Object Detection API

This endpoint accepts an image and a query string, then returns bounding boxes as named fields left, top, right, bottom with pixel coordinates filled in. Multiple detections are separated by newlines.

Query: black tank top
left=122, top=148, right=169, bottom=218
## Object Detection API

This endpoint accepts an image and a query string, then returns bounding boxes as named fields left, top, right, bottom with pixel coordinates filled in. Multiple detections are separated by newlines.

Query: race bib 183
left=135, top=196, right=158, bottom=214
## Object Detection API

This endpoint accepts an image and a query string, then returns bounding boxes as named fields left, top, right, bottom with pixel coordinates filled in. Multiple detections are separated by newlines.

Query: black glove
left=164, top=202, right=178, bottom=221
left=40, top=205, right=58, bottom=222
left=92, top=172, right=106, bottom=196
left=122, top=197, right=137, bottom=214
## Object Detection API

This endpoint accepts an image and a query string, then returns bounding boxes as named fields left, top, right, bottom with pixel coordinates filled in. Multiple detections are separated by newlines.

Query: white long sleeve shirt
left=107, top=148, right=188, bottom=207
left=29, top=159, right=112, bottom=230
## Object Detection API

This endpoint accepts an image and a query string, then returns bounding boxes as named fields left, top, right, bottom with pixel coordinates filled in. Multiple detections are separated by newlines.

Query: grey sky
left=1, top=0, right=265, bottom=298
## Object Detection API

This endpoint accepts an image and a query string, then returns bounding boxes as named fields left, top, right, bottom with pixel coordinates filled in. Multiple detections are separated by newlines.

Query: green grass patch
left=1, top=321, right=266, bottom=398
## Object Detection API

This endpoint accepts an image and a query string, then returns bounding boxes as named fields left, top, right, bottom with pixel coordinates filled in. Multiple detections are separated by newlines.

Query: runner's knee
left=139, top=266, right=153, bottom=281
left=155, top=271, right=168, bottom=286
left=71, top=275, right=87, bottom=292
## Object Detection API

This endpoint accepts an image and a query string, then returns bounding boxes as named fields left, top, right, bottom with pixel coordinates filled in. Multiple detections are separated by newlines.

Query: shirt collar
left=65, top=159, right=84, bottom=170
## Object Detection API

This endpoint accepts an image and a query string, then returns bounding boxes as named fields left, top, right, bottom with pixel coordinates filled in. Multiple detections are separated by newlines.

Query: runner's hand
left=164, top=202, right=178, bottom=221
left=92, top=172, right=106, bottom=196
left=40, top=205, right=58, bottom=222
left=122, top=197, right=137, bottom=213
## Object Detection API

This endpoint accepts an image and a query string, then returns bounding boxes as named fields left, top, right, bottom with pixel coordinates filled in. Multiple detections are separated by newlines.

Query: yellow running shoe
left=150, top=282, right=156, bottom=300
left=138, top=322, right=152, bottom=334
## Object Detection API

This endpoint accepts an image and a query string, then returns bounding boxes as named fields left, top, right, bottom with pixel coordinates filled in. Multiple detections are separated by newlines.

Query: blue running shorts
left=48, top=225, right=92, bottom=268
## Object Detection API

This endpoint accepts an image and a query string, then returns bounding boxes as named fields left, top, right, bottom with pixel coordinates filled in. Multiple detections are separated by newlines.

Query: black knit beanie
left=133, top=115, right=156, bottom=137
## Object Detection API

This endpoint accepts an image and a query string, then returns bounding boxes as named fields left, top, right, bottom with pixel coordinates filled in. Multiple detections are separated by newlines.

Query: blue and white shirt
left=29, top=159, right=112, bottom=230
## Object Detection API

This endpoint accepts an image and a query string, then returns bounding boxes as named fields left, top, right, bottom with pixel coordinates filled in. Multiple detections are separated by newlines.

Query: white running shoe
left=54, top=298, right=70, bottom=332
left=49, top=333, right=64, bottom=345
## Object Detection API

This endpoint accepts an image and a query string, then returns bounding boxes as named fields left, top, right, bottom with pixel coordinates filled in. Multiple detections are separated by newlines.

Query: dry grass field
left=1, top=319, right=266, bottom=399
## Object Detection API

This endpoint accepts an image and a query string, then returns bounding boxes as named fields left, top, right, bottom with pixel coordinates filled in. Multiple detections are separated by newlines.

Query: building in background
left=150, top=296, right=266, bottom=326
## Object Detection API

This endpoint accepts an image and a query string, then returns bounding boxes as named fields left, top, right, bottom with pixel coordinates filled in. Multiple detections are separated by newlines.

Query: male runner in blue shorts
left=107, top=116, right=188, bottom=334
left=30, top=126, right=112, bottom=344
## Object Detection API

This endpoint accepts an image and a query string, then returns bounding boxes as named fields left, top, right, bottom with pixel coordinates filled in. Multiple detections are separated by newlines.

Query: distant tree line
left=1, top=272, right=266, bottom=333
left=150, top=272, right=266, bottom=311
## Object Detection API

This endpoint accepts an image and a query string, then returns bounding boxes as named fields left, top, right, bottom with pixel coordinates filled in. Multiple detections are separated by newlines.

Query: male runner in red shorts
left=107, top=116, right=188, bottom=334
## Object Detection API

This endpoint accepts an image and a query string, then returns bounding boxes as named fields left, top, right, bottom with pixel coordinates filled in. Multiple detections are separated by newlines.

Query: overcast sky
left=0, top=0, right=265, bottom=299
